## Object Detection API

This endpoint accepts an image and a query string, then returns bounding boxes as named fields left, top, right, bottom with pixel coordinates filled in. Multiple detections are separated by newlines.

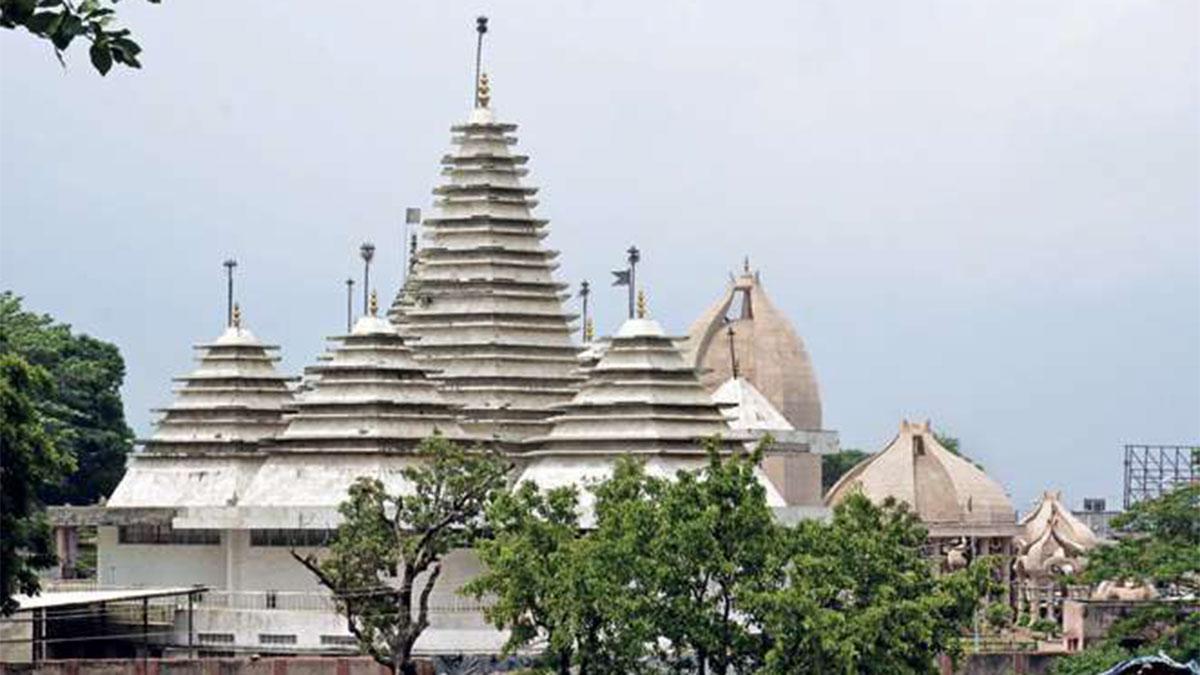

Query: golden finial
left=369, top=290, right=379, bottom=317
left=477, top=72, right=491, bottom=108
left=584, top=317, right=595, bottom=342
left=636, top=290, right=647, bottom=319
left=232, top=303, right=242, bottom=329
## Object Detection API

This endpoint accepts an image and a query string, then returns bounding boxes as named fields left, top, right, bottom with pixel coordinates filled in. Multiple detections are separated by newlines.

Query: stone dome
left=682, top=264, right=822, bottom=430
left=825, top=420, right=1016, bottom=536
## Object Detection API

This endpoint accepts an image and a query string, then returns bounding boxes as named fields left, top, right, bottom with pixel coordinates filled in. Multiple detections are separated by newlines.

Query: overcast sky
left=2, top=1, right=1196, bottom=511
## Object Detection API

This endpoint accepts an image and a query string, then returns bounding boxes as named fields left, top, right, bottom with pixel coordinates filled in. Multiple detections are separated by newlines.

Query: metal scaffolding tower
left=1123, top=444, right=1199, bottom=509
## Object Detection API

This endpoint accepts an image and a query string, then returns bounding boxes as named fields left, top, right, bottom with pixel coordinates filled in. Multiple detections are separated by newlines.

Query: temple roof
left=389, top=101, right=582, bottom=443
left=1018, top=491, right=1101, bottom=552
left=518, top=316, right=785, bottom=522
left=682, top=264, right=822, bottom=431
left=712, top=376, right=794, bottom=432
left=140, top=321, right=296, bottom=454
left=273, top=314, right=467, bottom=451
left=825, top=420, right=1016, bottom=536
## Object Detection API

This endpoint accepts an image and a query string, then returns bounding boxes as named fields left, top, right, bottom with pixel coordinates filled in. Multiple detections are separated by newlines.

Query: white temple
left=75, top=39, right=841, bottom=659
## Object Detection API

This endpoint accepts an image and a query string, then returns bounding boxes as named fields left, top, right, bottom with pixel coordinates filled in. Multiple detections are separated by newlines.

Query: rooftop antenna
left=344, top=278, right=355, bottom=332
left=474, top=16, right=489, bottom=107
left=222, top=258, right=238, bottom=327
left=579, top=280, right=591, bottom=342
left=359, top=241, right=375, bottom=315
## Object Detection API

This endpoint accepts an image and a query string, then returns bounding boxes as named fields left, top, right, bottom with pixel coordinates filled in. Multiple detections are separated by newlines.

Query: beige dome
left=825, top=420, right=1016, bottom=536
left=682, top=264, right=822, bottom=430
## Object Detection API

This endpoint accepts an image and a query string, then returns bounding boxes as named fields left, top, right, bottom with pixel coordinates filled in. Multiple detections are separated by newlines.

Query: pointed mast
left=473, top=16, right=489, bottom=107
left=222, top=258, right=237, bottom=327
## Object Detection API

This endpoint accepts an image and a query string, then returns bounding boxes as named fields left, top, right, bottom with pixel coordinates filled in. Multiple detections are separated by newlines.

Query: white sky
left=2, top=0, right=1197, bottom=511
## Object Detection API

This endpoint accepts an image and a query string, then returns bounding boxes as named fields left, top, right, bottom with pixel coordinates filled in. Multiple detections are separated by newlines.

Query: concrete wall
left=0, top=614, right=32, bottom=664
left=97, top=528, right=225, bottom=589
left=940, top=653, right=1060, bottom=675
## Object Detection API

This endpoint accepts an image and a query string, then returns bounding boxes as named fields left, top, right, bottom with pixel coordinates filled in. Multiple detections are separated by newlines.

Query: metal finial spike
left=636, top=290, right=647, bottom=319
left=743, top=256, right=750, bottom=274
left=478, top=72, right=491, bottom=108
left=369, top=290, right=379, bottom=317
left=473, top=16, right=489, bottom=108
left=584, top=317, right=595, bottom=342
left=232, top=303, right=242, bottom=329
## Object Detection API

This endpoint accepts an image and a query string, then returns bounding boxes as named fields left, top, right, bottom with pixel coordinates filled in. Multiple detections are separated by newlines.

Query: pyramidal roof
left=826, top=420, right=1016, bottom=535
left=142, top=318, right=296, bottom=454
left=683, top=263, right=822, bottom=431
left=1018, top=491, right=1101, bottom=551
left=274, top=313, right=466, bottom=451
left=712, top=376, right=794, bottom=432
left=389, top=92, right=582, bottom=443
left=518, top=316, right=786, bottom=521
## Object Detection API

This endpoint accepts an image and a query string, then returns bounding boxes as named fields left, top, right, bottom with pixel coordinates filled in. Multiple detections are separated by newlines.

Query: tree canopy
left=0, top=292, right=133, bottom=506
left=1052, top=484, right=1200, bottom=674
left=468, top=438, right=992, bottom=674
left=0, top=353, right=75, bottom=614
left=0, top=0, right=155, bottom=74
left=293, top=435, right=508, bottom=675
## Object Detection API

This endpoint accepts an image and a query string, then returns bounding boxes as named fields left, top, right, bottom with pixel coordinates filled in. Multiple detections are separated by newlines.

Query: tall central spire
left=390, top=19, right=583, bottom=444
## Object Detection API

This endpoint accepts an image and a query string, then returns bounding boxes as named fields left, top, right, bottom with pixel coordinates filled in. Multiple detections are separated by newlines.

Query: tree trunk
left=558, top=649, right=572, bottom=675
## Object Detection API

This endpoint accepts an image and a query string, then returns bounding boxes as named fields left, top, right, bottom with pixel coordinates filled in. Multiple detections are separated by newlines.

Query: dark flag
left=612, top=269, right=631, bottom=286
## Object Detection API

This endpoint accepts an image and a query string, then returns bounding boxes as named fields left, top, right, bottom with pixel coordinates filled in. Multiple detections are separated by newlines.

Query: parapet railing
left=195, top=590, right=491, bottom=614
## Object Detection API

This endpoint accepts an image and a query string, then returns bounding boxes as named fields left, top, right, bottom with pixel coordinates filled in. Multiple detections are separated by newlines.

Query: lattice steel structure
left=1123, top=444, right=1199, bottom=508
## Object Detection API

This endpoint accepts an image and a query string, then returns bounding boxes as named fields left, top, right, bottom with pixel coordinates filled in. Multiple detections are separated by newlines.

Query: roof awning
left=12, top=587, right=207, bottom=612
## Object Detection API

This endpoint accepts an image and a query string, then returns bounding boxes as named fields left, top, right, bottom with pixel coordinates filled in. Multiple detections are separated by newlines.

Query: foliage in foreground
left=293, top=436, right=508, bottom=675
left=0, top=353, right=74, bottom=614
left=1051, top=483, right=1200, bottom=674
left=468, top=438, right=993, bottom=674
left=0, top=0, right=156, bottom=74
left=0, top=292, right=134, bottom=506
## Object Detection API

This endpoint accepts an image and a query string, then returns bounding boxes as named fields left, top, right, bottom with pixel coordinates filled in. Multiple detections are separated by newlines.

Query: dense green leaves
left=0, top=0, right=154, bottom=74
left=0, top=292, right=133, bottom=506
left=1053, top=484, right=1200, bottom=673
left=1, top=353, right=75, bottom=614
left=294, top=436, right=508, bottom=675
left=821, top=448, right=870, bottom=492
left=752, top=495, right=995, bottom=675
left=469, top=438, right=990, bottom=674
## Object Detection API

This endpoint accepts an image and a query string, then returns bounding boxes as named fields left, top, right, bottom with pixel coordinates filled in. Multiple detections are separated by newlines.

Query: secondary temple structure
left=518, top=311, right=787, bottom=524
left=825, top=420, right=1018, bottom=569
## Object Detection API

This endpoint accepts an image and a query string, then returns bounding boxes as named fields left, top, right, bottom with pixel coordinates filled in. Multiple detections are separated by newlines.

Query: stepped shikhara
left=391, top=77, right=582, bottom=444
left=141, top=311, right=296, bottom=454
left=221, top=307, right=471, bottom=529
left=519, top=312, right=786, bottom=523
left=107, top=313, right=295, bottom=513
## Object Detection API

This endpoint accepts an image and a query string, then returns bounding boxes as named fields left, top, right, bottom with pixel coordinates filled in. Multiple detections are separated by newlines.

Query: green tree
left=467, top=459, right=659, bottom=675
left=0, top=292, right=133, bottom=505
left=1, top=353, right=75, bottom=614
left=0, top=0, right=155, bottom=74
left=649, top=440, right=780, bottom=675
left=821, top=448, right=870, bottom=492
left=293, top=436, right=507, bottom=675
left=1052, top=484, right=1200, bottom=673
left=749, top=494, right=994, bottom=675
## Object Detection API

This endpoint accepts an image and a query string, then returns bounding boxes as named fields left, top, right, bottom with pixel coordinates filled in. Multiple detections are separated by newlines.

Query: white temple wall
left=237, top=543, right=326, bottom=593
left=96, top=527, right=226, bottom=589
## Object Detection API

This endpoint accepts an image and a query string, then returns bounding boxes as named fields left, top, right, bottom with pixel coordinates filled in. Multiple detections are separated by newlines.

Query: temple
left=39, top=25, right=1029, bottom=663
